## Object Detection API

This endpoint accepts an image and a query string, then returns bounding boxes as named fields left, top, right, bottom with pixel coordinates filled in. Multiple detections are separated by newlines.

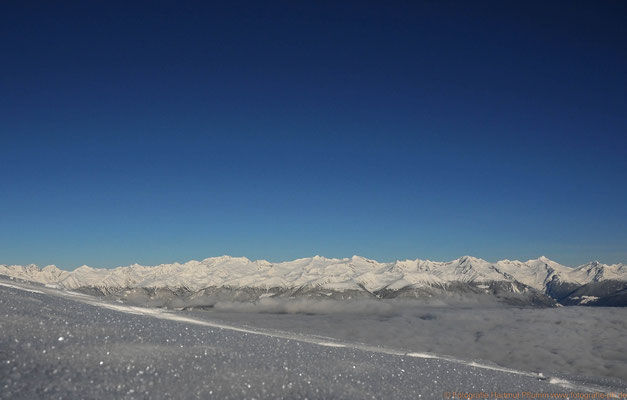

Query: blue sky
left=1, top=1, right=626, bottom=269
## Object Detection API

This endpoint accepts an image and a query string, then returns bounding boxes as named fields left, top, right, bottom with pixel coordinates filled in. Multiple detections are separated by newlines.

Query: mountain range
left=2, top=255, right=626, bottom=307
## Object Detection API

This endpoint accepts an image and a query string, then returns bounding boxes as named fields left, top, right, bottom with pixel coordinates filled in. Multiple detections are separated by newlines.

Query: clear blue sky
left=1, top=1, right=626, bottom=269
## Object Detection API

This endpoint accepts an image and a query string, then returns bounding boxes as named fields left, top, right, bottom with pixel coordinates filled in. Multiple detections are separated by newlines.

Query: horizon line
left=3, top=254, right=624, bottom=271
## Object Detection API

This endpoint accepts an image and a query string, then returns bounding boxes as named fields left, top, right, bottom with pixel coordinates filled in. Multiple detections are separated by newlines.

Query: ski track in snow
left=0, top=281, right=45, bottom=294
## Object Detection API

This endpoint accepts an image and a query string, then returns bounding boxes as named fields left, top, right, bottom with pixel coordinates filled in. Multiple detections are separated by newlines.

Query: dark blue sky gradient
left=2, top=1, right=626, bottom=268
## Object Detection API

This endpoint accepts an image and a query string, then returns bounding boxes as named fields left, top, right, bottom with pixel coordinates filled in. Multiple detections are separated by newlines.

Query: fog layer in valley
left=183, top=298, right=627, bottom=383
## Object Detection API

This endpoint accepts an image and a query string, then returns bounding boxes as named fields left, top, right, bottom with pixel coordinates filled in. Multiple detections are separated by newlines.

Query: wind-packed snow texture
left=1, top=281, right=625, bottom=399
left=2, top=255, right=626, bottom=306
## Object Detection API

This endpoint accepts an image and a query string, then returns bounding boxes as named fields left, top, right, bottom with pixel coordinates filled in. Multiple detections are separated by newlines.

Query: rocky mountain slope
left=2, top=255, right=626, bottom=307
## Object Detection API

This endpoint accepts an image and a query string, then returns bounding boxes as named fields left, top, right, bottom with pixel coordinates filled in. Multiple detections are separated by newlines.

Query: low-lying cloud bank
left=210, top=296, right=499, bottom=314
left=116, top=291, right=627, bottom=383
left=117, top=288, right=516, bottom=312
left=186, top=299, right=627, bottom=384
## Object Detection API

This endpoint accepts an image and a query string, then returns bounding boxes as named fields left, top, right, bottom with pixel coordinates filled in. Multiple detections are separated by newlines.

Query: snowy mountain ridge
left=2, top=255, right=626, bottom=306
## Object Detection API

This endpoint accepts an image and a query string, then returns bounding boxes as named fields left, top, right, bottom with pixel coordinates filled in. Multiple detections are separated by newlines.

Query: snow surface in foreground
left=0, top=281, right=625, bottom=399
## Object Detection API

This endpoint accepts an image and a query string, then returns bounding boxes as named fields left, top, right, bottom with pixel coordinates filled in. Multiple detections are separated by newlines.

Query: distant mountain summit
left=2, top=256, right=626, bottom=307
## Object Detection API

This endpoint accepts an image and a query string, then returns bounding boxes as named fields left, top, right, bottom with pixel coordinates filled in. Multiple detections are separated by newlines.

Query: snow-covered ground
left=1, top=280, right=625, bottom=399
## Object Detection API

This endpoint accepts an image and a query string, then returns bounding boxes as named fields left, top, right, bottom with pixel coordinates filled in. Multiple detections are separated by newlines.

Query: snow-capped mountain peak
left=2, top=256, right=626, bottom=306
